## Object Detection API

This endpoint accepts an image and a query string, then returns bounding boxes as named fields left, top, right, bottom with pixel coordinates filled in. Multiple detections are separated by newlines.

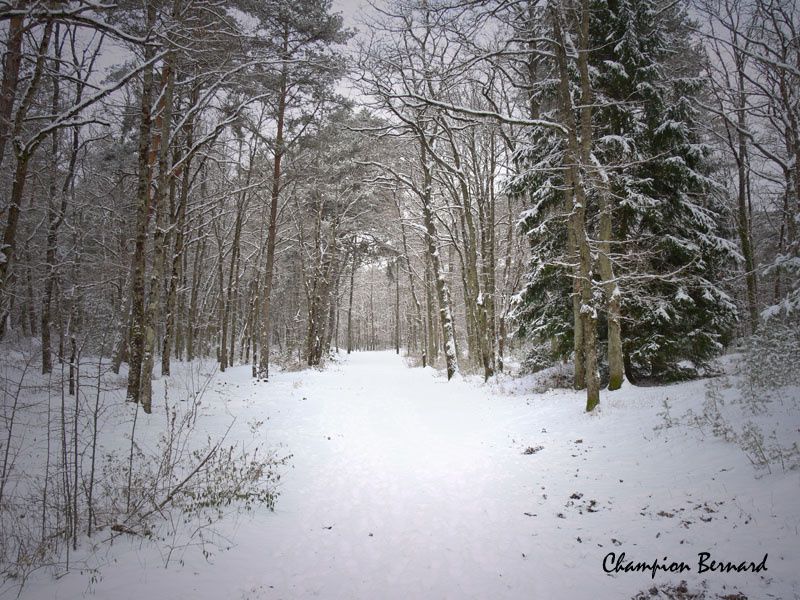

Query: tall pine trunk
left=258, top=49, right=288, bottom=379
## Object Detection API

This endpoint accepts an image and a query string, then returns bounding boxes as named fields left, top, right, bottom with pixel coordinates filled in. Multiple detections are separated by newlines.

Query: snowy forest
left=0, top=0, right=798, bottom=598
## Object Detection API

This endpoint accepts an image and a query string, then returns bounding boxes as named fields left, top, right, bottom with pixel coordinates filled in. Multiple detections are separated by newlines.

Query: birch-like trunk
left=161, top=88, right=196, bottom=376
left=139, top=49, right=176, bottom=412
left=419, top=139, right=458, bottom=379
left=125, top=3, right=156, bottom=403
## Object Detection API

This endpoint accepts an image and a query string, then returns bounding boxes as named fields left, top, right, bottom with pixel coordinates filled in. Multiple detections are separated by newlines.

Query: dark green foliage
left=511, top=125, right=575, bottom=372
left=513, top=0, right=738, bottom=382
left=590, top=0, right=737, bottom=381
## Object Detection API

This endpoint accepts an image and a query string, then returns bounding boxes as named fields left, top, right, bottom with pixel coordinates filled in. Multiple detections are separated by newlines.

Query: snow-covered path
left=19, top=351, right=799, bottom=599
left=255, top=351, right=542, bottom=599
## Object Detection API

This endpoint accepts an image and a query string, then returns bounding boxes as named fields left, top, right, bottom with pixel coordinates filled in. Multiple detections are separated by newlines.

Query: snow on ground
left=14, top=351, right=800, bottom=599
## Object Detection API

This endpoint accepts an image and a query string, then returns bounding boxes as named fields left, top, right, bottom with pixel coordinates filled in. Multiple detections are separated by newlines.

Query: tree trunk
left=395, top=194, right=424, bottom=360
left=42, top=33, right=63, bottom=373
left=553, top=0, right=599, bottom=410
left=395, top=259, right=400, bottom=354
left=0, top=20, right=53, bottom=338
left=597, top=187, right=624, bottom=390
left=186, top=235, right=205, bottom=362
left=258, top=51, right=288, bottom=379
left=162, top=84, right=198, bottom=376
left=424, top=251, right=437, bottom=362
left=0, top=10, right=24, bottom=169
left=734, top=64, right=758, bottom=333
left=347, top=241, right=357, bottom=354
left=139, top=49, right=176, bottom=412
left=125, top=2, right=157, bottom=404
left=419, top=139, right=458, bottom=379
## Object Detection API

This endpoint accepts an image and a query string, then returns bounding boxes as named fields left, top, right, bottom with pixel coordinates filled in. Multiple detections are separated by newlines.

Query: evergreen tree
left=592, top=0, right=738, bottom=381
left=513, top=0, right=738, bottom=383
left=512, top=126, right=575, bottom=372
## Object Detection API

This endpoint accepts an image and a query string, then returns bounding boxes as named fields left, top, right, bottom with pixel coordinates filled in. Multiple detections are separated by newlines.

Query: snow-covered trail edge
left=18, top=351, right=799, bottom=600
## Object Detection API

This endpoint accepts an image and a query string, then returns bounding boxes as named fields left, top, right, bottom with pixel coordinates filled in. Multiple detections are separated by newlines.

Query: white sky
left=333, top=0, right=374, bottom=28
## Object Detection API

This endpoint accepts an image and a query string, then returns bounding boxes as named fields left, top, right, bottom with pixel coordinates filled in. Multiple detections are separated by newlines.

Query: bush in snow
left=683, top=320, right=800, bottom=474
left=740, top=318, right=800, bottom=406
left=0, top=349, right=289, bottom=593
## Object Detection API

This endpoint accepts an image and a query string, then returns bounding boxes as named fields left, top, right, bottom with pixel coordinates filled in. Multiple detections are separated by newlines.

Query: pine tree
left=513, top=0, right=738, bottom=384
left=590, top=0, right=738, bottom=381
left=512, top=126, right=575, bottom=373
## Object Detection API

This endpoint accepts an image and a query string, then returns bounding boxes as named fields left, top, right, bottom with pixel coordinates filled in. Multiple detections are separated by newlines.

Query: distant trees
left=357, top=0, right=531, bottom=381
left=291, top=109, right=381, bottom=366
left=698, top=0, right=800, bottom=323
left=357, top=2, right=461, bottom=379
left=240, top=0, right=351, bottom=380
